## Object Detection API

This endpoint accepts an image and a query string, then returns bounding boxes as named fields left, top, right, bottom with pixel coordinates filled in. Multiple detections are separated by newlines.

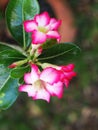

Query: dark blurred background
left=0, top=0, right=98, bottom=130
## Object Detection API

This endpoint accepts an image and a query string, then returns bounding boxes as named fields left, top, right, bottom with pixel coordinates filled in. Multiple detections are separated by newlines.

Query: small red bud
left=8, top=63, right=17, bottom=68
left=37, top=46, right=43, bottom=55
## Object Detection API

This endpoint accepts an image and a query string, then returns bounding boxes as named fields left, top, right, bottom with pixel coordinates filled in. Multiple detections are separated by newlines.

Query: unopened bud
left=8, top=63, right=17, bottom=68
left=8, top=59, right=28, bottom=69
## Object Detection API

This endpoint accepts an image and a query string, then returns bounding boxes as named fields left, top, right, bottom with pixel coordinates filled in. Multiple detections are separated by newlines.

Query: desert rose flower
left=19, top=64, right=63, bottom=102
left=58, top=64, right=76, bottom=88
left=41, top=63, right=76, bottom=88
left=24, top=11, right=61, bottom=44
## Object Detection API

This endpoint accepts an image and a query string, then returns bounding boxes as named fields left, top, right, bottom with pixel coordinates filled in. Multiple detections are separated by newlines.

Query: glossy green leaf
left=19, top=77, right=24, bottom=84
left=0, top=77, right=19, bottom=110
left=42, top=39, right=57, bottom=49
left=38, top=43, right=81, bottom=65
left=0, top=65, right=10, bottom=89
left=10, top=65, right=30, bottom=78
left=0, top=42, right=27, bottom=66
left=6, top=0, right=40, bottom=49
left=0, top=65, right=19, bottom=110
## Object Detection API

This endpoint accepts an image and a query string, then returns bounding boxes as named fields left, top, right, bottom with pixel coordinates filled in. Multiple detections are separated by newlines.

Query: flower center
left=38, top=26, right=48, bottom=33
left=34, top=79, right=45, bottom=90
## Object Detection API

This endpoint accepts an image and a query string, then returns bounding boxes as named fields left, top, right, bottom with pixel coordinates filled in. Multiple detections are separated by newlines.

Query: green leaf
left=0, top=65, right=19, bottom=110
left=10, top=65, right=30, bottom=78
left=0, top=42, right=27, bottom=66
left=0, top=65, right=10, bottom=89
left=38, top=43, right=81, bottom=65
left=19, top=77, right=24, bottom=84
left=0, top=10, right=3, bottom=20
left=6, top=0, right=40, bottom=49
left=0, top=77, right=19, bottom=110
left=42, top=39, right=57, bottom=49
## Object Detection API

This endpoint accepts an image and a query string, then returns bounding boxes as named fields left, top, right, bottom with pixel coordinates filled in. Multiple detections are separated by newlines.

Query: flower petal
left=61, top=64, right=75, bottom=72
left=47, top=30, right=61, bottom=42
left=33, top=88, right=50, bottom=102
left=23, top=20, right=37, bottom=32
left=40, top=67, right=60, bottom=84
left=30, top=64, right=39, bottom=82
left=34, top=12, right=50, bottom=26
left=48, top=18, right=61, bottom=30
left=32, top=30, right=47, bottom=44
left=24, top=73, right=32, bottom=84
left=63, top=79, right=69, bottom=88
left=63, top=72, right=76, bottom=80
left=19, top=85, right=36, bottom=97
left=46, top=82, right=64, bottom=98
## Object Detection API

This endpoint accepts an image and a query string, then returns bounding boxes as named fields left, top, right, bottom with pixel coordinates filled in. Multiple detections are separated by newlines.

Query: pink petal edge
left=46, top=82, right=64, bottom=99
left=48, top=18, right=62, bottom=30
left=24, top=73, right=32, bottom=84
left=23, top=20, right=37, bottom=32
left=18, top=85, right=36, bottom=97
left=47, top=30, right=61, bottom=41
left=34, top=11, right=50, bottom=26
left=30, top=64, right=39, bottom=82
left=61, top=64, right=75, bottom=72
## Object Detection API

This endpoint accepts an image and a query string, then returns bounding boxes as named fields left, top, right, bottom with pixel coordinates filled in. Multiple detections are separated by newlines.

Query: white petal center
left=34, top=79, right=46, bottom=90
left=38, top=26, right=48, bottom=33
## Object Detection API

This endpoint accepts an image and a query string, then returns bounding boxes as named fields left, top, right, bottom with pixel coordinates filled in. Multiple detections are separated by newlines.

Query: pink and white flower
left=58, top=64, right=76, bottom=88
left=19, top=64, right=63, bottom=102
left=24, top=11, right=61, bottom=44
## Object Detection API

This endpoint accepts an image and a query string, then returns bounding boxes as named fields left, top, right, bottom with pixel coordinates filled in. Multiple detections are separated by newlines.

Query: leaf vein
left=39, top=47, right=75, bottom=60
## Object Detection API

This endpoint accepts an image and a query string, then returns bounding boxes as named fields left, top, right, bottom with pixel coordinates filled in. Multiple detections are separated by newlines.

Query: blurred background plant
left=0, top=0, right=98, bottom=130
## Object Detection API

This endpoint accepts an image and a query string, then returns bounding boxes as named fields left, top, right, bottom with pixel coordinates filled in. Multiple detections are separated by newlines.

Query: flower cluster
left=18, top=11, right=76, bottom=102
left=19, top=64, right=76, bottom=102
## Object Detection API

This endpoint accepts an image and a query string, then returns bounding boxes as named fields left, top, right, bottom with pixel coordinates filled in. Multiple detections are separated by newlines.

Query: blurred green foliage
left=0, top=11, right=3, bottom=20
